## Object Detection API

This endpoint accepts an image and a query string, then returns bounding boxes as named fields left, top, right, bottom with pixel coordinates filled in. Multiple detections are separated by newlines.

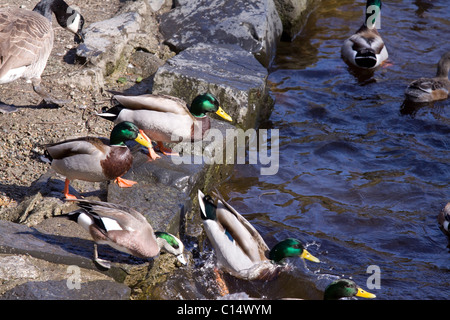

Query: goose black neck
left=33, top=0, right=70, bottom=24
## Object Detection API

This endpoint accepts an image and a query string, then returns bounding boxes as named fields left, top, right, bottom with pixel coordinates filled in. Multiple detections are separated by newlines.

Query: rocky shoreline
left=0, top=0, right=316, bottom=299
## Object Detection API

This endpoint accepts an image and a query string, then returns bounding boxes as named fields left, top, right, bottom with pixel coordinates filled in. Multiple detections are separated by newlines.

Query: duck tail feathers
left=55, top=210, right=83, bottom=223
left=198, top=189, right=217, bottom=220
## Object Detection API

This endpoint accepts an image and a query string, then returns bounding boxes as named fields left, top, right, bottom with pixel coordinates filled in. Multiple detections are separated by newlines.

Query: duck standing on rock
left=44, top=121, right=153, bottom=199
left=60, top=199, right=187, bottom=269
left=98, top=93, right=233, bottom=159
left=341, top=0, right=388, bottom=69
left=0, top=0, right=85, bottom=113
left=404, top=51, right=450, bottom=103
left=198, top=190, right=320, bottom=295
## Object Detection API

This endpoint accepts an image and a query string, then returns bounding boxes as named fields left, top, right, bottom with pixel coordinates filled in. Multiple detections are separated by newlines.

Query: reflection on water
left=216, top=0, right=449, bottom=300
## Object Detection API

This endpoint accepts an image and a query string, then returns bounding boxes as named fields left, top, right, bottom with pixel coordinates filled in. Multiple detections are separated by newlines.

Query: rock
left=148, top=0, right=173, bottom=12
left=0, top=254, right=130, bottom=300
left=273, top=0, right=318, bottom=40
left=152, top=43, right=273, bottom=129
left=159, top=0, right=282, bottom=67
left=0, top=222, right=134, bottom=300
left=71, top=0, right=173, bottom=92
left=77, top=11, right=143, bottom=76
left=0, top=219, right=111, bottom=270
left=128, top=50, right=166, bottom=79
left=2, top=279, right=130, bottom=300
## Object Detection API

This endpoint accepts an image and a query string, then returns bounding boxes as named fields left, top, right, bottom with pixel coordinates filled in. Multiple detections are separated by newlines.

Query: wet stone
left=273, top=0, right=318, bottom=40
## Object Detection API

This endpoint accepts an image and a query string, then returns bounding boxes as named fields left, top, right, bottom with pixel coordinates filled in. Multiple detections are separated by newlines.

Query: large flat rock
left=0, top=253, right=130, bottom=300
left=0, top=221, right=133, bottom=299
left=159, top=0, right=282, bottom=67
left=76, top=11, right=143, bottom=76
left=152, top=43, right=273, bottom=129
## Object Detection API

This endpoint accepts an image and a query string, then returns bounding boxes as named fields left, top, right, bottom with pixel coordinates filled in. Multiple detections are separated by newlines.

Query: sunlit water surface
left=214, top=0, right=449, bottom=300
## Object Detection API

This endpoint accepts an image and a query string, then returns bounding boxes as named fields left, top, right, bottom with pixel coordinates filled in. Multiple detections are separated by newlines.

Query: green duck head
left=268, top=238, right=320, bottom=264
left=324, top=279, right=376, bottom=300
left=154, top=231, right=187, bottom=265
left=109, top=121, right=151, bottom=148
left=365, top=0, right=382, bottom=29
left=189, top=93, right=233, bottom=122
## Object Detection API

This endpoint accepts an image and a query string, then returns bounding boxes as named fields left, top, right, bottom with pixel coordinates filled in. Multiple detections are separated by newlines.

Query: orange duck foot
left=381, top=60, right=394, bottom=68
left=147, top=147, right=161, bottom=161
left=64, top=193, right=78, bottom=200
left=115, top=177, right=138, bottom=188
left=214, top=268, right=230, bottom=297
left=157, top=142, right=179, bottom=156
left=63, top=178, right=79, bottom=200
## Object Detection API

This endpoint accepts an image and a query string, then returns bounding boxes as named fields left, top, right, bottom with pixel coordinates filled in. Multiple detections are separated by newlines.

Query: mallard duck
left=438, top=202, right=450, bottom=237
left=98, top=93, right=233, bottom=159
left=341, top=0, right=388, bottom=69
left=404, top=51, right=450, bottom=103
left=324, top=279, right=376, bottom=300
left=198, top=190, right=320, bottom=286
left=60, top=199, right=186, bottom=269
left=0, top=0, right=85, bottom=114
left=44, top=121, right=154, bottom=199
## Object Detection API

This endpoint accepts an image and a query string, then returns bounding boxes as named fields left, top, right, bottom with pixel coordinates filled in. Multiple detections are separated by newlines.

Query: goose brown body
left=0, top=8, right=53, bottom=85
left=0, top=0, right=84, bottom=113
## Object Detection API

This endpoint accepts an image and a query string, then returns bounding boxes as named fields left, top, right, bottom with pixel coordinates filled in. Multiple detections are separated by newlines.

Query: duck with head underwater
left=98, top=93, right=233, bottom=159
left=0, top=0, right=85, bottom=114
left=341, top=0, right=388, bottom=69
left=198, top=190, right=320, bottom=295
left=44, top=121, right=153, bottom=200
left=59, top=199, right=186, bottom=269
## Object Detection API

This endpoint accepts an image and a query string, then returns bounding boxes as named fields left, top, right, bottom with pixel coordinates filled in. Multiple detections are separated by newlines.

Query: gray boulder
left=153, top=43, right=273, bottom=129
left=159, top=0, right=283, bottom=67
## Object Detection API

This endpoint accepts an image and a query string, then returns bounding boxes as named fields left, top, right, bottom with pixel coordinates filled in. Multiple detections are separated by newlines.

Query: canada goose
left=0, top=0, right=85, bottom=114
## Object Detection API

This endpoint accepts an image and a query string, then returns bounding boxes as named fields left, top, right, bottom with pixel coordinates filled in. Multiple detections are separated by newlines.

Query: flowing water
left=214, top=0, right=449, bottom=300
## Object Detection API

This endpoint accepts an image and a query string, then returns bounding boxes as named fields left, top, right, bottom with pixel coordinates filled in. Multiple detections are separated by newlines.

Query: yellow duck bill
left=215, top=106, right=233, bottom=122
left=300, top=249, right=320, bottom=263
left=356, top=287, right=377, bottom=299
left=134, top=130, right=152, bottom=148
